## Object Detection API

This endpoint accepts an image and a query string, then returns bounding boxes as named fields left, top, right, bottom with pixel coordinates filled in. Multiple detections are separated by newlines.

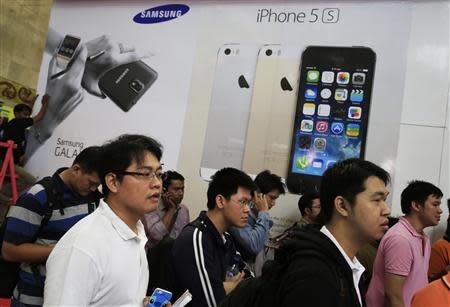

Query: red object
left=0, top=298, right=11, bottom=307
left=0, top=140, right=18, bottom=204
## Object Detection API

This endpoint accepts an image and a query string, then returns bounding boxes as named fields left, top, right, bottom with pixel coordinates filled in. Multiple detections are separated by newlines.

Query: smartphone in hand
left=146, top=288, right=172, bottom=307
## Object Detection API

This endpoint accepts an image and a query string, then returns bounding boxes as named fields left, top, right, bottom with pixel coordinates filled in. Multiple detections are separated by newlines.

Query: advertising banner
left=28, top=0, right=447, bottom=236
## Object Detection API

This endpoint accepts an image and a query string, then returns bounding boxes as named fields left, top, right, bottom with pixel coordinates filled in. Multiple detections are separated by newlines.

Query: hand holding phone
left=253, top=192, right=269, bottom=212
left=83, top=35, right=153, bottom=98
left=161, top=191, right=177, bottom=210
left=223, top=271, right=245, bottom=295
left=30, top=45, right=88, bottom=146
left=146, top=288, right=172, bottom=307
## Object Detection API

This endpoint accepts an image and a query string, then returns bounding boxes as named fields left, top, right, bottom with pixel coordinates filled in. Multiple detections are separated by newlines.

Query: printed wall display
left=27, top=0, right=449, bottom=236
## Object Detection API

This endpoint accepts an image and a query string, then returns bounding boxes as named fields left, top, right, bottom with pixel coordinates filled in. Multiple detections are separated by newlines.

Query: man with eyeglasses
left=228, top=170, right=285, bottom=274
left=44, top=134, right=163, bottom=306
left=171, top=167, right=257, bottom=307
left=298, top=192, right=322, bottom=226
left=2, top=146, right=102, bottom=307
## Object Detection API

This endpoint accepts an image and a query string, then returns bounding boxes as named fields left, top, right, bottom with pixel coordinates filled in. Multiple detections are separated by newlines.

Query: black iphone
left=98, top=60, right=158, bottom=112
left=287, top=46, right=376, bottom=193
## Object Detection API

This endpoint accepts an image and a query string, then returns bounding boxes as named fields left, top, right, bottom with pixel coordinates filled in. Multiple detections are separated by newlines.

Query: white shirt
left=321, top=226, right=365, bottom=306
left=44, top=200, right=149, bottom=306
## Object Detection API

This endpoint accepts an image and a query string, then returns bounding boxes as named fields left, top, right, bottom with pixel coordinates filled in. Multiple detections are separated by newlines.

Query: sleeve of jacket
left=229, top=211, right=271, bottom=255
left=191, top=227, right=225, bottom=307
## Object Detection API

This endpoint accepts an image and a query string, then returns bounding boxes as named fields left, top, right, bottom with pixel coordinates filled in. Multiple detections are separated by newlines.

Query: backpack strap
left=29, top=177, right=62, bottom=284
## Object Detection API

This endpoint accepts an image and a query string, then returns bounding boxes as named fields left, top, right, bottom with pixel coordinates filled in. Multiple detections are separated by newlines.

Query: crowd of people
left=0, top=133, right=448, bottom=307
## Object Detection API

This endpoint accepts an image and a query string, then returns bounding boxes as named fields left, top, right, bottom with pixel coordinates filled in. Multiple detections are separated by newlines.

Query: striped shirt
left=3, top=168, right=100, bottom=306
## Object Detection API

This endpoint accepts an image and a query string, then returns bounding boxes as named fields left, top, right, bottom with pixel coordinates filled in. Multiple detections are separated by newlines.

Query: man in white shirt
left=44, top=134, right=164, bottom=306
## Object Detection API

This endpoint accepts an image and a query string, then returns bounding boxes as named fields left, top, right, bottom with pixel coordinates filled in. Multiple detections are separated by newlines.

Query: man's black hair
left=298, top=192, right=320, bottom=216
left=73, top=146, right=103, bottom=174
left=13, top=104, right=32, bottom=115
left=99, top=134, right=163, bottom=197
left=163, top=170, right=185, bottom=191
left=319, top=158, right=390, bottom=224
left=254, top=170, right=285, bottom=195
left=207, top=168, right=257, bottom=210
left=400, top=180, right=443, bottom=215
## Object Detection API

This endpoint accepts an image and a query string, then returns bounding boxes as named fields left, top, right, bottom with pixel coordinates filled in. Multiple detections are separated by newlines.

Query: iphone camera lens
left=265, top=49, right=273, bottom=56
left=224, top=48, right=231, bottom=55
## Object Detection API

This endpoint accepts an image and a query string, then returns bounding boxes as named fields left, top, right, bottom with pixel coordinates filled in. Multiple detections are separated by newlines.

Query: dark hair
left=99, top=134, right=163, bottom=196
left=298, top=192, right=320, bottom=216
left=319, top=158, right=390, bottom=224
left=163, top=170, right=185, bottom=191
left=207, top=168, right=257, bottom=210
left=14, top=104, right=32, bottom=114
left=254, top=170, right=285, bottom=194
left=72, top=146, right=103, bottom=174
left=400, top=180, right=443, bottom=215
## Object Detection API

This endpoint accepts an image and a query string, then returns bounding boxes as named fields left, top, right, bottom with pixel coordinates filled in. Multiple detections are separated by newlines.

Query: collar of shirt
left=399, top=216, right=427, bottom=239
left=99, top=199, right=147, bottom=242
left=321, top=225, right=365, bottom=305
left=199, top=210, right=229, bottom=248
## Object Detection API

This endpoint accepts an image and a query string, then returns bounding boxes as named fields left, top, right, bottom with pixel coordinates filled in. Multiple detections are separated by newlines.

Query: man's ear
left=411, top=201, right=422, bottom=213
left=71, top=164, right=81, bottom=173
left=334, top=196, right=350, bottom=217
left=216, top=195, right=226, bottom=209
left=105, top=173, right=119, bottom=194
left=305, top=207, right=312, bottom=217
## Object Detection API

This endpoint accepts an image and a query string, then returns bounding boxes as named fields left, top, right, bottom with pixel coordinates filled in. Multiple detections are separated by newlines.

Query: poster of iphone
left=288, top=46, right=376, bottom=192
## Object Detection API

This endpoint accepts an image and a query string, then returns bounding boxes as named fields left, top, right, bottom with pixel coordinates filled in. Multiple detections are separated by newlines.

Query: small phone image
left=200, top=44, right=259, bottom=180
left=56, top=35, right=81, bottom=69
left=98, top=60, right=158, bottom=112
left=147, top=288, right=172, bottom=307
left=242, top=44, right=301, bottom=178
left=287, top=46, right=376, bottom=192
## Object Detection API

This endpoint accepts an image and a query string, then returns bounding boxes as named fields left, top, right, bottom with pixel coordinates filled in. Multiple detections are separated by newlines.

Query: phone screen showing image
left=288, top=46, right=376, bottom=191
left=57, top=35, right=81, bottom=60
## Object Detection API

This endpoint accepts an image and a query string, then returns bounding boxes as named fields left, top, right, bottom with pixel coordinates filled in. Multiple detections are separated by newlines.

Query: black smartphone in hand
left=98, top=60, right=158, bottom=112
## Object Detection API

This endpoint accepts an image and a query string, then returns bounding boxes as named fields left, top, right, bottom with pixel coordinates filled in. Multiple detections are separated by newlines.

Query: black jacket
left=275, top=226, right=367, bottom=307
left=171, top=211, right=237, bottom=307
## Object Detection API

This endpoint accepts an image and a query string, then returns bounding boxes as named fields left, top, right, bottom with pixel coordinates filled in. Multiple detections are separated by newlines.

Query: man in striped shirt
left=172, top=167, right=257, bottom=307
left=1, top=146, right=102, bottom=307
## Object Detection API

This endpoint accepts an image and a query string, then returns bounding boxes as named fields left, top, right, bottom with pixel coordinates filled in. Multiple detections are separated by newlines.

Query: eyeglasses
left=114, top=170, right=166, bottom=182
left=229, top=198, right=251, bottom=208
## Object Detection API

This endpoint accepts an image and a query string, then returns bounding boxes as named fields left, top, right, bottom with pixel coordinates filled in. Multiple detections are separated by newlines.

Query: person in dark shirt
left=2, top=94, right=49, bottom=165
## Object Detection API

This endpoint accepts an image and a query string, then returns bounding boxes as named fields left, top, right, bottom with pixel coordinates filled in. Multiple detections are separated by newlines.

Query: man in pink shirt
left=366, top=180, right=443, bottom=307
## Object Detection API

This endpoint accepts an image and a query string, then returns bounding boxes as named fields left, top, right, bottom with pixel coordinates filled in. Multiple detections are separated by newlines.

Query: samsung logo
left=115, top=68, right=129, bottom=84
left=133, top=4, right=190, bottom=24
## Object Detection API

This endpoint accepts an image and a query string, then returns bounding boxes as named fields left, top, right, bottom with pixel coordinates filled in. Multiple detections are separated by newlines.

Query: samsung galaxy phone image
left=242, top=44, right=301, bottom=178
left=287, top=46, right=376, bottom=192
left=200, top=44, right=260, bottom=180
left=98, top=60, right=158, bottom=112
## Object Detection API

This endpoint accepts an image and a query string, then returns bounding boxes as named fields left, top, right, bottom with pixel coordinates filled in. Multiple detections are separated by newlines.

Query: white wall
left=390, top=0, right=449, bottom=241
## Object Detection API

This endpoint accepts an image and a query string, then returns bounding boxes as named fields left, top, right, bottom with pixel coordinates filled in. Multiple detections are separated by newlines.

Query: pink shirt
left=366, top=217, right=431, bottom=307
